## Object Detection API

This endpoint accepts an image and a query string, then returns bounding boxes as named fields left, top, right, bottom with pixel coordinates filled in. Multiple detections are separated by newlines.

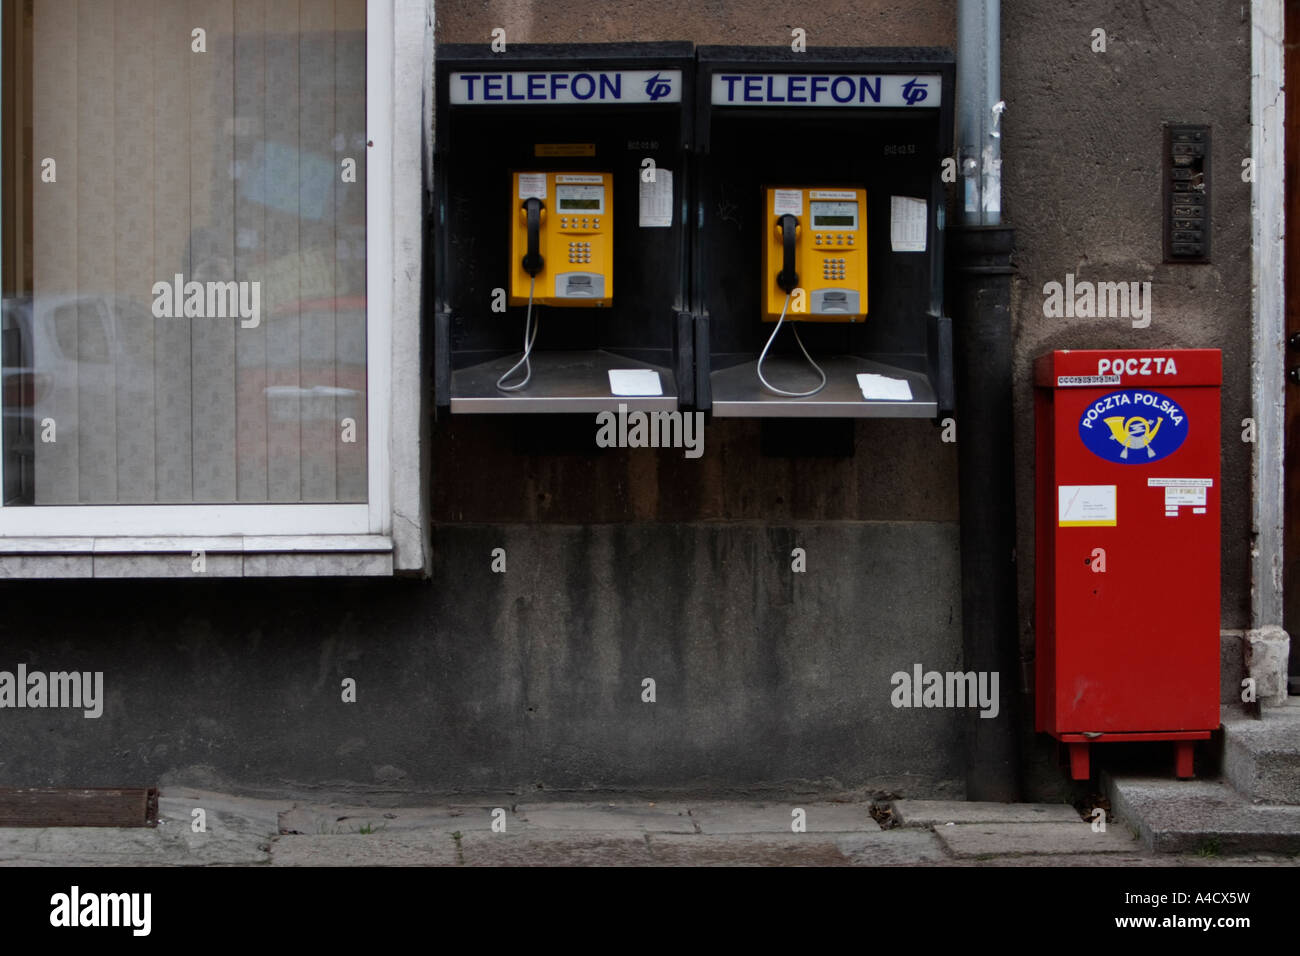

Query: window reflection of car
left=3, top=291, right=367, bottom=506
left=2, top=293, right=163, bottom=504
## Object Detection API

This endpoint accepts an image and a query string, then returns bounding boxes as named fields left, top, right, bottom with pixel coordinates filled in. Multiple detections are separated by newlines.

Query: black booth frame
left=693, top=46, right=956, bottom=419
left=433, top=43, right=695, bottom=415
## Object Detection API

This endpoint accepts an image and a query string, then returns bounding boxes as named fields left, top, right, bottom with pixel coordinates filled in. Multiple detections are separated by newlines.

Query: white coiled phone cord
left=496, top=276, right=539, bottom=391
left=756, top=291, right=827, bottom=398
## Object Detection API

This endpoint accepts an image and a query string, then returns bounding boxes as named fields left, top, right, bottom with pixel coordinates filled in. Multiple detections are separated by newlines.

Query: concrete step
left=1223, top=698, right=1300, bottom=804
left=1105, top=773, right=1300, bottom=854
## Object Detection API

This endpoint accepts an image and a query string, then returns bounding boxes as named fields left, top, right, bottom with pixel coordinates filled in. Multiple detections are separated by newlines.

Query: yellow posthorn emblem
left=1103, top=415, right=1162, bottom=459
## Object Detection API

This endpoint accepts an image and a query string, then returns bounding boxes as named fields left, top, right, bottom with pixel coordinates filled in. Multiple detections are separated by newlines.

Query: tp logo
left=644, top=73, right=672, bottom=101
left=901, top=78, right=928, bottom=105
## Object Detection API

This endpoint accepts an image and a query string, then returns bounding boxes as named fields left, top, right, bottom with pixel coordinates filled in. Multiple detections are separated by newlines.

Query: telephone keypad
left=568, top=239, right=593, bottom=264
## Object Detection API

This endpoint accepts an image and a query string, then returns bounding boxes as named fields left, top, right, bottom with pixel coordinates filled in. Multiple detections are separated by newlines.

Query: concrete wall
left=0, top=1, right=1253, bottom=802
left=1002, top=0, right=1253, bottom=640
left=1, top=525, right=963, bottom=799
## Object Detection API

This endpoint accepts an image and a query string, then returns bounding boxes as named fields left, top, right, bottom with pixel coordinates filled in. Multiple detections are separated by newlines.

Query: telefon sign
left=449, top=70, right=682, bottom=104
left=710, top=73, right=942, bottom=107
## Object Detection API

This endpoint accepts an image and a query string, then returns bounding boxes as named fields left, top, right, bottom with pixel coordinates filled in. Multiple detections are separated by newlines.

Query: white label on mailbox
left=1163, top=485, right=1206, bottom=507
left=1057, top=374, right=1121, bottom=387
left=1058, top=485, right=1117, bottom=527
left=1149, top=476, right=1212, bottom=514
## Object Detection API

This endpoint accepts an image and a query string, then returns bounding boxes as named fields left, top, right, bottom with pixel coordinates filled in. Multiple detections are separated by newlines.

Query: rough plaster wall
left=1001, top=0, right=1254, bottom=670
left=0, top=525, right=964, bottom=799
left=435, top=1, right=957, bottom=47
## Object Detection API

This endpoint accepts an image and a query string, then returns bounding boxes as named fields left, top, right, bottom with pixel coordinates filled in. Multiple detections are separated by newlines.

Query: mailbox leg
left=1174, top=741, right=1196, bottom=779
left=1068, top=742, right=1090, bottom=780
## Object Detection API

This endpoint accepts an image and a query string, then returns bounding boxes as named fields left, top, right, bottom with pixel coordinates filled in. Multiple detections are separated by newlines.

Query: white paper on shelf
left=608, top=369, right=663, bottom=396
left=856, top=373, right=913, bottom=401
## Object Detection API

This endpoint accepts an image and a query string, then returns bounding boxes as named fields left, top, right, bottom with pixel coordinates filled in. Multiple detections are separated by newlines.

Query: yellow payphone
left=499, top=171, right=614, bottom=390
left=757, top=186, right=868, bottom=397
left=762, top=187, right=868, bottom=321
left=510, top=171, right=614, bottom=307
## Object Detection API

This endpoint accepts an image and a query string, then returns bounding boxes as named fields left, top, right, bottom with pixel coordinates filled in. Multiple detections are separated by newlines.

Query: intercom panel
left=510, top=171, right=614, bottom=307
left=761, top=186, right=868, bottom=322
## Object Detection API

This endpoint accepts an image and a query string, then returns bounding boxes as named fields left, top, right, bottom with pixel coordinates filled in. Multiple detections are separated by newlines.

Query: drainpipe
left=953, top=0, right=1021, bottom=800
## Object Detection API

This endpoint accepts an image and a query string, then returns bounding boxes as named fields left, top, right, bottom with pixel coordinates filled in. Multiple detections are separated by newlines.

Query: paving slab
left=646, top=834, right=853, bottom=866
left=278, top=804, right=519, bottom=835
left=893, top=800, right=1081, bottom=826
left=923, top=853, right=1169, bottom=867
left=688, top=802, right=875, bottom=834
left=833, top=828, right=951, bottom=864
left=934, top=822, right=1142, bottom=858
left=457, top=831, right=655, bottom=866
left=0, top=789, right=281, bottom=866
left=1107, top=774, right=1300, bottom=854
left=271, top=833, right=460, bottom=866
left=514, top=802, right=696, bottom=833
left=932, top=852, right=1299, bottom=867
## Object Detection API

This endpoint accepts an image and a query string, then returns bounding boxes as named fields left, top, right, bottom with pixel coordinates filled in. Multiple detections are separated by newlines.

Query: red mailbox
left=1034, top=348, right=1221, bottom=780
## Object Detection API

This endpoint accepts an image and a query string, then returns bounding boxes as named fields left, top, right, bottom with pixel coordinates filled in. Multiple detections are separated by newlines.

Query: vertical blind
left=5, top=0, right=366, bottom=505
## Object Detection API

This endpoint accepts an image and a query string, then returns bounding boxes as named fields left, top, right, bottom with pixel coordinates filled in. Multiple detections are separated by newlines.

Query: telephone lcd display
left=557, top=184, right=605, bottom=213
left=811, top=201, right=858, bottom=229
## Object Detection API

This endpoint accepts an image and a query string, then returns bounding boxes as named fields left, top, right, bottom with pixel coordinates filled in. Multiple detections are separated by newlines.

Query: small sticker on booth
left=773, top=189, right=803, bottom=217
left=639, top=169, right=673, bottom=228
left=890, top=196, right=927, bottom=252
left=518, top=173, right=547, bottom=200
left=1058, top=485, right=1117, bottom=527
left=535, top=143, right=596, bottom=157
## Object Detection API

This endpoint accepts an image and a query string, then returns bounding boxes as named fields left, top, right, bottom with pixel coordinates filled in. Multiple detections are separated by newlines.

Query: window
left=0, top=0, right=427, bottom=573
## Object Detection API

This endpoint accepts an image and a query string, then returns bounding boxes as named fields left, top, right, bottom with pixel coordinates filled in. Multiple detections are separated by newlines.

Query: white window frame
left=0, top=0, right=430, bottom=575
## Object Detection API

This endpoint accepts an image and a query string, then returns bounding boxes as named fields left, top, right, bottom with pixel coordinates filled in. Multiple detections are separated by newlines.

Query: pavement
left=1, top=790, right=1296, bottom=866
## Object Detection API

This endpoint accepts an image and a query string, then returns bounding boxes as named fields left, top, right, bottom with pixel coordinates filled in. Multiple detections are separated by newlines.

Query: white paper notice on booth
left=890, top=196, right=927, bottom=252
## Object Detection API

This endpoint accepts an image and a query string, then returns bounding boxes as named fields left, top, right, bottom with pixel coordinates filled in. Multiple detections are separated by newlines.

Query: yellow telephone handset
left=510, top=171, right=614, bottom=307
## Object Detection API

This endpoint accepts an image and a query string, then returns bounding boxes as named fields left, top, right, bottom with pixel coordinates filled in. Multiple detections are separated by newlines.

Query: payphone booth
left=694, top=47, right=955, bottom=417
left=434, top=44, right=694, bottom=414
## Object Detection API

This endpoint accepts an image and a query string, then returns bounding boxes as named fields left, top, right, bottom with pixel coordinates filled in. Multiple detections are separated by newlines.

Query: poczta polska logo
left=1078, top=388, right=1189, bottom=464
